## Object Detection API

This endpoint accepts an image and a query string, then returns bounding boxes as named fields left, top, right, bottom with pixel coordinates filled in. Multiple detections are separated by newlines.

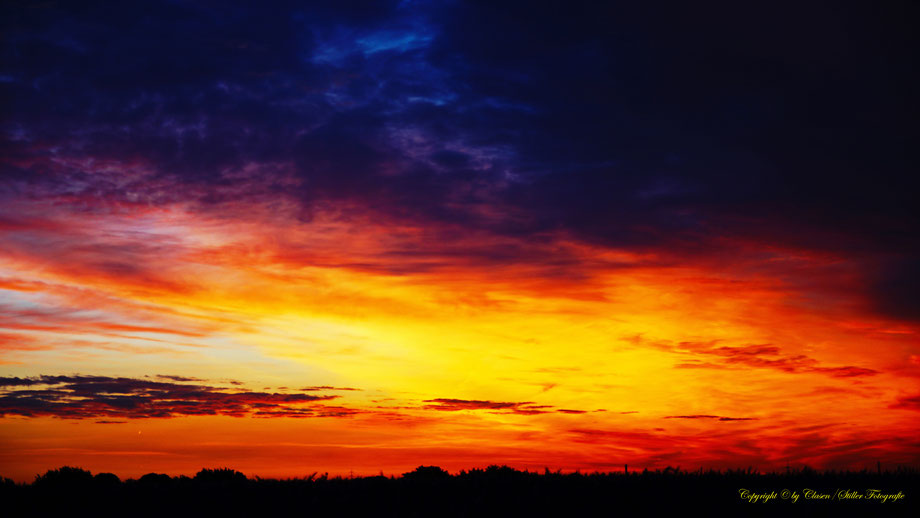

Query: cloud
left=155, top=375, right=204, bottom=382
left=423, top=398, right=568, bottom=415
left=299, top=386, right=361, bottom=392
left=631, top=336, right=878, bottom=379
left=771, top=432, right=920, bottom=468
left=0, top=301, right=211, bottom=341
left=689, top=344, right=879, bottom=377
left=665, top=415, right=757, bottom=422
left=421, top=398, right=596, bottom=416
left=869, top=258, right=920, bottom=322
left=0, top=375, right=351, bottom=420
left=888, top=393, right=920, bottom=411
left=0, top=376, right=45, bottom=387
left=567, top=428, right=682, bottom=448
left=1, top=0, right=915, bottom=324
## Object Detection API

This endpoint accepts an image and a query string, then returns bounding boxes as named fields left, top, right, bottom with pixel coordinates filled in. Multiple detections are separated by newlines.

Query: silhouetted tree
left=93, top=472, right=121, bottom=488
left=34, top=466, right=93, bottom=487
left=137, top=472, right=174, bottom=488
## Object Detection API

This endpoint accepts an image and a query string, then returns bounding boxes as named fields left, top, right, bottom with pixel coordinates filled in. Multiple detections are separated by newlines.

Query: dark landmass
left=2, top=465, right=917, bottom=517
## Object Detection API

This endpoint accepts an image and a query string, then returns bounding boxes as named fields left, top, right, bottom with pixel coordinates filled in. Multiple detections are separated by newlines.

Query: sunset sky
left=1, top=1, right=918, bottom=482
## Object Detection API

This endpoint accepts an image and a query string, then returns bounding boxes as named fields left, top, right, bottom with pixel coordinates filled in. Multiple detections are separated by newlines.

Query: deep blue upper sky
left=1, top=0, right=917, bottom=320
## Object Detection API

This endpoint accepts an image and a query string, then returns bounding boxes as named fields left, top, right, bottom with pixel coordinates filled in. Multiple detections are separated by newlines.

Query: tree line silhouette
left=2, top=464, right=916, bottom=516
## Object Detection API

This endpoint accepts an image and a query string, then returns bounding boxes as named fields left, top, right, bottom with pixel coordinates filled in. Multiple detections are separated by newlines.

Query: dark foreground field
left=2, top=465, right=917, bottom=517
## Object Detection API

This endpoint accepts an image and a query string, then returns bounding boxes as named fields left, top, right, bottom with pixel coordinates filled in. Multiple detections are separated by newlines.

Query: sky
left=1, top=1, right=918, bottom=482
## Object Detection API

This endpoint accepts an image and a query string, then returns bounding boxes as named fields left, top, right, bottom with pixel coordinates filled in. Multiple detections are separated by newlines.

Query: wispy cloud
left=423, top=398, right=590, bottom=415
left=630, top=336, right=878, bottom=379
left=665, top=415, right=757, bottom=422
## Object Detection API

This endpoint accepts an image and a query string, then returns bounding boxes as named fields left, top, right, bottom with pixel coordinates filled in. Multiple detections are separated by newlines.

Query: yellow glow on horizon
left=2, top=203, right=918, bottom=481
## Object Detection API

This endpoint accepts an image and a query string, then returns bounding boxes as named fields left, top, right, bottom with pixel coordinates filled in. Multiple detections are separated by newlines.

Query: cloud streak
left=664, top=415, right=757, bottom=422
left=423, top=398, right=589, bottom=416
left=630, top=337, right=879, bottom=379
left=0, top=375, right=346, bottom=420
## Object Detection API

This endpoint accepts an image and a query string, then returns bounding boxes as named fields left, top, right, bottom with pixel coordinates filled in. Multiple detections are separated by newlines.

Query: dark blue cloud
left=0, top=374, right=348, bottom=419
left=1, top=1, right=917, bottom=319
